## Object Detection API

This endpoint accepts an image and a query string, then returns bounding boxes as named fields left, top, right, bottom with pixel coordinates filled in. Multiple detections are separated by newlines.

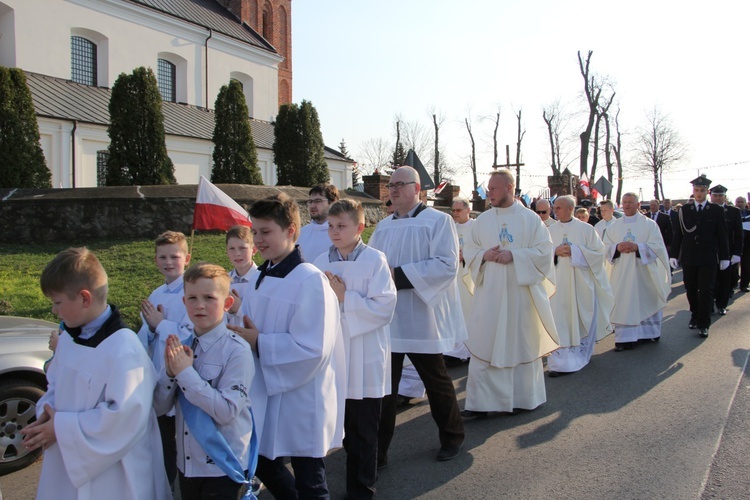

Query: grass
left=0, top=226, right=376, bottom=328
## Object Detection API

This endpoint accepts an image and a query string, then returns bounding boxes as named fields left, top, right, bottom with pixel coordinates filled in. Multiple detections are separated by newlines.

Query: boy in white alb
left=153, top=263, right=255, bottom=499
left=23, top=247, right=170, bottom=499
left=313, top=199, right=397, bottom=499
left=137, top=230, right=194, bottom=485
left=225, top=225, right=258, bottom=324
left=228, top=192, right=345, bottom=499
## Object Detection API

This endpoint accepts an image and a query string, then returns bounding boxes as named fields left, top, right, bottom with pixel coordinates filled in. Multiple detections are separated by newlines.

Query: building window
left=97, top=150, right=109, bottom=187
left=157, top=59, right=176, bottom=102
left=71, top=36, right=97, bottom=86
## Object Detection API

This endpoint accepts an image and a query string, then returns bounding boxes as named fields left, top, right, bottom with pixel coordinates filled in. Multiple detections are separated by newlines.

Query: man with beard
left=298, top=184, right=339, bottom=262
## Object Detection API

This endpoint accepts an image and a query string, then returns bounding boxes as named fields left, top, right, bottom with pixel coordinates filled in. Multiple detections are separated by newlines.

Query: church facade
left=0, top=0, right=353, bottom=189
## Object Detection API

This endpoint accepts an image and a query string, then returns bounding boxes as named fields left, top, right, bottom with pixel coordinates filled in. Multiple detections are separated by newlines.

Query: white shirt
left=297, top=220, right=333, bottom=262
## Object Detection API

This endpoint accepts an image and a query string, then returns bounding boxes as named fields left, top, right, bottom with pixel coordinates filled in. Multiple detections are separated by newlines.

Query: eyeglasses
left=306, top=198, right=327, bottom=206
left=536, top=210, right=547, bottom=214
left=386, top=181, right=417, bottom=190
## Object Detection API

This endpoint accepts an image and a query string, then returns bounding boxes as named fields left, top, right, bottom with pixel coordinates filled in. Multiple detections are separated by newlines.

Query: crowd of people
left=20, top=168, right=746, bottom=500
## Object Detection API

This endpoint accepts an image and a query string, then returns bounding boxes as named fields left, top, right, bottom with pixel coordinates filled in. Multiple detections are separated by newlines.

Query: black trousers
left=740, top=234, right=750, bottom=288
left=157, top=414, right=177, bottom=485
left=378, top=352, right=464, bottom=465
left=683, top=264, right=717, bottom=329
left=344, top=398, right=381, bottom=500
left=178, top=472, right=246, bottom=500
left=715, top=265, right=733, bottom=309
left=255, top=455, right=329, bottom=499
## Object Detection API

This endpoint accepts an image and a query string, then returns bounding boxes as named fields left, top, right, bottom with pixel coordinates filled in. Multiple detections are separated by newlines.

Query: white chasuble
left=369, top=208, right=467, bottom=353
left=463, top=202, right=559, bottom=368
left=36, top=330, right=170, bottom=500
left=313, top=246, right=396, bottom=400
left=243, top=264, right=345, bottom=459
left=603, top=214, right=671, bottom=326
left=548, top=218, right=614, bottom=348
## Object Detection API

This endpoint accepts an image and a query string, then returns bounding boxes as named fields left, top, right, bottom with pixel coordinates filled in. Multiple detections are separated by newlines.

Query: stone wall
left=0, top=184, right=383, bottom=243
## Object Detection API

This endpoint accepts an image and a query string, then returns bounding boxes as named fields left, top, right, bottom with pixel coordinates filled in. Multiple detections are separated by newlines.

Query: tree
left=577, top=50, right=603, bottom=177
left=273, top=99, right=329, bottom=186
left=106, top=67, right=175, bottom=185
left=611, top=108, right=625, bottom=204
left=211, top=80, right=262, bottom=184
left=514, top=107, right=526, bottom=191
left=0, top=67, right=50, bottom=188
left=339, top=138, right=359, bottom=186
left=391, top=117, right=407, bottom=167
left=357, top=137, right=392, bottom=174
left=633, top=107, right=687, bottom=199
left=464, top=116, right=478, bottom=197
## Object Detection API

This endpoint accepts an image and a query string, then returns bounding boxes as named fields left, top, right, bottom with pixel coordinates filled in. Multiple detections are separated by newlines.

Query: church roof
left=25, top=71, right=349, bottom=162
left=127, top=0, right=276, bottom=54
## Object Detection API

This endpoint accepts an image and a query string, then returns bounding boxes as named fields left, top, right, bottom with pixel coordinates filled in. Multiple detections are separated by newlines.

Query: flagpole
left=189, top=229, right=195, bottom=263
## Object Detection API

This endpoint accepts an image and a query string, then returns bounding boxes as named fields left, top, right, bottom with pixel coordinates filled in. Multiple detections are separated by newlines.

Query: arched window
left=262, top=2, right=273, bottom=43
left=278, top=5, right=288, bottom=69
left=157, top=58, right=176, bottom=102
left=71, top=36, right=97, bottom=86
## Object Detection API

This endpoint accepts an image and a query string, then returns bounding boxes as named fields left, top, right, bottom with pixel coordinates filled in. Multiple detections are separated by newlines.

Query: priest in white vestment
left=603, top=192, right=671, bottom=350
left=594, top=200, right=618, bottom=276
left=369, top=166, right=466, bottom=464
left=535, top=198, right=557, bottom=228
left=462, top=169, right=559, bottom=417
left=547, top=195, right=614, bottom=376
left=446, top=197, right=474, bottom=361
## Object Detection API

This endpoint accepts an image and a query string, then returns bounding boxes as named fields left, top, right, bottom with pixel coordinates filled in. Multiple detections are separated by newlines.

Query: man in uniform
left=669, top=175, right=729, bottom=337
left=709, top=185, right=742, bottom=315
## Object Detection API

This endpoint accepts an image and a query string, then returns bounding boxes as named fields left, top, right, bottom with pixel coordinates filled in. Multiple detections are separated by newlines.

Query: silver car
left=0, top=316, right=55, bottom=475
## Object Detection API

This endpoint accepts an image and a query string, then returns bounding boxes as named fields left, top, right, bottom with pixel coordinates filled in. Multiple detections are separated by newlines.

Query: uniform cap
left=690, top=174, right=712, bottom=187
left=710, top=184, right=727, bottom=194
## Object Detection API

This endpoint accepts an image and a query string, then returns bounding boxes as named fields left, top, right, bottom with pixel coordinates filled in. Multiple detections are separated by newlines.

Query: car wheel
left=0, top=379, right=45, bottom=476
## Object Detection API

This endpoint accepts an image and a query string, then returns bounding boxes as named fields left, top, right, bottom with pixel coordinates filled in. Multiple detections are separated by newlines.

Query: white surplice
left=313, top=246, right=396, bottom=399
left=241, top=263, right=346, bottom=459
left=462, top=201, right=559, bottom=412
left=603, top=213, right=671, bottom=342
left=547, top=218, right=614, bottom=373
left=297, top=221, right=333, bottom=263
left=36, top=329, right=170, bottom=500
left=445, top=218, right=474, bottom=360
left=369, top=207, right=467, bottom=353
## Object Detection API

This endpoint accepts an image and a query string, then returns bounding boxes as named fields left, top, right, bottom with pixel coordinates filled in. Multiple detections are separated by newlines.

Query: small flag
left=476, top=184, right=487, bottom=200
left=434, top=180, right=449, bottom=195
left=193, top=176, right=251, bottom=231
left=579, top=173, right=591, bottom=196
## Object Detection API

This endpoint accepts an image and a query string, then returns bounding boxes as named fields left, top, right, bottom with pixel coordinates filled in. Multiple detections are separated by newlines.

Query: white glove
left=719, top=260, right=730, bottom=271
left=731, top=255, right=741, bottom=265
left=669, top=258, right=679, bottom=269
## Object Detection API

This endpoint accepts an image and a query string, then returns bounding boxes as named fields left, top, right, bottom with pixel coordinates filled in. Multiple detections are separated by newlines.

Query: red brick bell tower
left=219, top=0, right=293, bottom=107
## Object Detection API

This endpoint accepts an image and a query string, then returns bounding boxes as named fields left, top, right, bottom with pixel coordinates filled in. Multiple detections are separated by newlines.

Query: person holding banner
left=154, top=263, right=255, bottom=500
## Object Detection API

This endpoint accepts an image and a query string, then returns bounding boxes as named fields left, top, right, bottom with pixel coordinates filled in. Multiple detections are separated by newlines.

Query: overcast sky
left=292, top=0, right=750, bottom=202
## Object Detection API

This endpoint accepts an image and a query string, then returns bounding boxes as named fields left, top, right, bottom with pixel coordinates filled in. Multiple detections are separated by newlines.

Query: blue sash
left=179, top=337, right=259, bottom=498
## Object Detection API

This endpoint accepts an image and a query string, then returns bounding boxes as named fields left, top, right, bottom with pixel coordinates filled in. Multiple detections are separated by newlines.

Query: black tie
left=698, top=204, right=703, bottom=213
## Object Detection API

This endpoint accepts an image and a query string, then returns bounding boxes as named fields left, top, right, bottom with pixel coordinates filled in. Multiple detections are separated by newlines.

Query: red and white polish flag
left=193, top=176, right=251, bottom=231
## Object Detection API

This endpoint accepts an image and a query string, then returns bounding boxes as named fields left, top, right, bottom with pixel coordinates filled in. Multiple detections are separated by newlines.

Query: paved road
left=2, top=273, right=748, bottom=499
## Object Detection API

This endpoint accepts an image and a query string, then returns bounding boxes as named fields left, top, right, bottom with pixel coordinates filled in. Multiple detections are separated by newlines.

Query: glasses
left=386, top=181, right=416, bottom=190
left=306, top=198, right=327, bottom=206
left=536, top=210, right=547, bottom=214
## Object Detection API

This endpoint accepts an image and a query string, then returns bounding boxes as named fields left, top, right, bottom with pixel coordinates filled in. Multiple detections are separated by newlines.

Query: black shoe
left=614, top=343, right=625, bottom=352
left=741, top=287, right=749, bottom=292
left=436, top=444, right=462, bottom=461
left=548, top=370, right=560, bottom=377
left=699, top=328, right=709, bottom=338
left=651, top=337, right=660, bottom=342
left=377, top=458, right=388, bottom=470
left=718, top=307, right=728, bottom=315
left=460, top=409, right=488, bottom=420
left=688, top=319, right=697, bottom=329
left=396, top=395, right=411, bottom=407
left=624, top=342, right=637, bottom=350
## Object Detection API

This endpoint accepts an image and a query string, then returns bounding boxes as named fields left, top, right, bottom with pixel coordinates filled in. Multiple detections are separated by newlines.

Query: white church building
left=0, top=0, right=354, bottom=189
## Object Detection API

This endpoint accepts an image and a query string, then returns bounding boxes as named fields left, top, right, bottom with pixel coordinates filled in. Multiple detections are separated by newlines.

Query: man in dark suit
left=670, top=175, right=730, bottom=338
left=709, top=185, right=743, bottom=315
left=734, top=196, right=750, bottom=292
left=649, top=199, right=673, bottom=247
left=662, top=198, right=679, bottom=227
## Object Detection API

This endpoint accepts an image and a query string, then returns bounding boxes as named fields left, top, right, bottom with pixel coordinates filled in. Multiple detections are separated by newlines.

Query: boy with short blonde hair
left=137, top=230, right=194, bottom=485
left=225, top=225, right=257, bottom=319
left=313, top=199, right=396, bottom=499
left=228, top=193, right=345, bottom=499
left=23, top=247, right=170, bottom=499
left=154, top=262, right=255, bottom=499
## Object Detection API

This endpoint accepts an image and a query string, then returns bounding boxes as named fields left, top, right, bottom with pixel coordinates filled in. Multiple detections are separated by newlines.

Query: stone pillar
left=434, top=184, right=460, bottom=208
